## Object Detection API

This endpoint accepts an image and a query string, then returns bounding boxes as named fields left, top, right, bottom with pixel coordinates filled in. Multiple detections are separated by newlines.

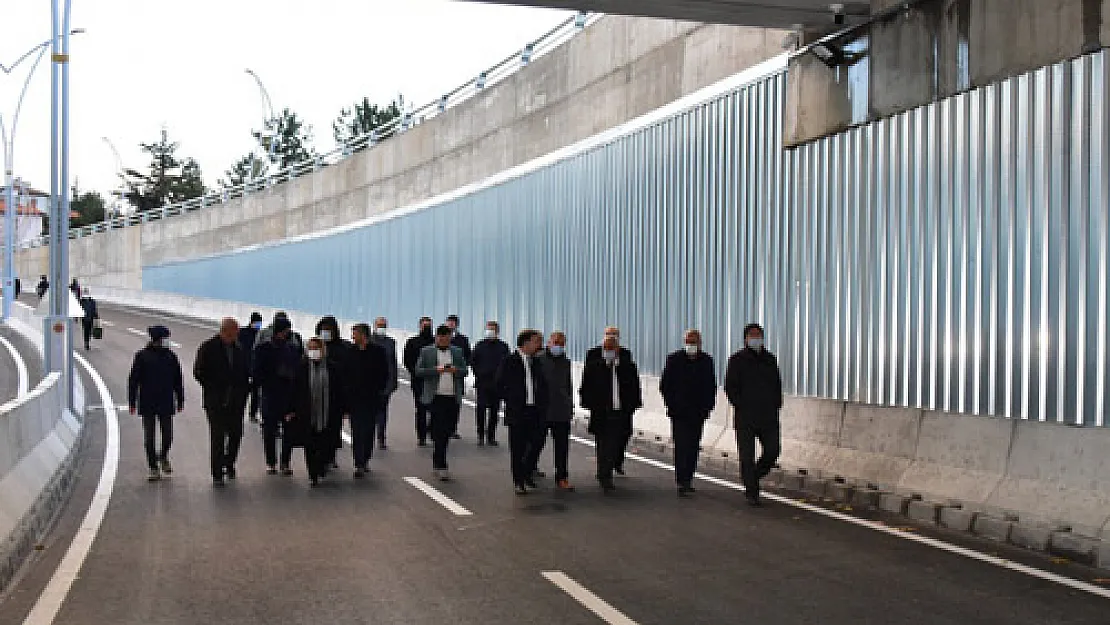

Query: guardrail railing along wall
left=6, top=11, right=600, bottom=251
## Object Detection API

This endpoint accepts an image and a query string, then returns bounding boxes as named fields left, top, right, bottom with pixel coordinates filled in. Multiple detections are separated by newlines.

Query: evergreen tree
left=123, top=128, right=207, bottom=211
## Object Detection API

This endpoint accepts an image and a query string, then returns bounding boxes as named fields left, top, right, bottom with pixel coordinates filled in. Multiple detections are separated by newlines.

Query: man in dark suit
left=238, top=312, right=264, bottom=424
left=583, top=326, right=637, bottom=475
left=128, top=325, right=185, bottom=482
left=496, top=329, right=549, bottom=495
left=370, top=316, right=399, bottom=449
left=194, top=318, right=252, bottom=484
left=579, top=336, right=642, bottom=492
left=724, top=323, right=783, bottom=506
left=403, top=316, right=435, bottom=446
left=660, top=329, right=717, bottom=497
left=445, top=314, right=471, bottom=440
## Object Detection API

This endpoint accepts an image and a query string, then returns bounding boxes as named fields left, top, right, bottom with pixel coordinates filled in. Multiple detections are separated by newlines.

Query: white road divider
left=403, top=477, right=473, bottom=516
left=542, top=571, right=639, bottom=625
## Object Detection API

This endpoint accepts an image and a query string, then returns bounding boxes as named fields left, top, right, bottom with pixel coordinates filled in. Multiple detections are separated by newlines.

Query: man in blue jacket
left=660, top=329, right=717, bottom=497
left=127, top=325, right=185, bottom=481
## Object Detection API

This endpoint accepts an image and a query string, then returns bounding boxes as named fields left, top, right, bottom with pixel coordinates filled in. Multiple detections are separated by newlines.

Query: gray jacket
left=415, top=345, right=469, bottom=404
left=539, top=350, right=574, bottom=422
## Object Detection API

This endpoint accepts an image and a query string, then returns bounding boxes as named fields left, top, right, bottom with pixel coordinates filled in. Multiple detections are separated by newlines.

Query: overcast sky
left=0, top=0, right=572, bottom=202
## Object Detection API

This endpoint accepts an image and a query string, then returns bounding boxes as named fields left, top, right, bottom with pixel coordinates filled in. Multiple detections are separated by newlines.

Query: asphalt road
left=1, top=302, right=1108, bottom=624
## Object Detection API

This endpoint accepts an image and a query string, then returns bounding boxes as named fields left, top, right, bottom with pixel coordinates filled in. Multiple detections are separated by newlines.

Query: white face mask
left=154, top=338, right=168, bottom=349
left=684, top=344, right=699, bottom=356
left=746, top=338, right=765, bottom=351
left=549, top=345, right=565, bottom=357
left=375, top=326, right=387, bottom=336
left=485, top=329, right=497, bottom=339
left=307, top=349, right=323, bottom=361
left=319, top=330, right=333, bottom=342
left=603, top=350, right=616, bottom=362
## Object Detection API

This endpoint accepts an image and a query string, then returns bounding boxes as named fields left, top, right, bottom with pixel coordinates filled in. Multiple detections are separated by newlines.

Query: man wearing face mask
left=579, top=336, right=643, bottom=492
left=724, top=323, right=783, bottom=506
left=238, top=312, right=264, bottom=425
left=127, top=325, right=185, bottom=482
left=369, top=317, right=399, bottom=449
left=415, top=326, right=469, bottom=480
left=470, top=320, right=510, bottom=446
left=316, top=316, right=353, bottom=469
left=536, top=331, right=575, bottom=491
left=403, top=317, right=435, bottom=446
left=660, top=329, right=717, bottom=497
left=348, top=323, right=390, bottom=477
left=194, top=318, right=252, bottom=485
left=445, top=315, right=471, bottom=440
left=584, top=326, right=636, bottom=475
left=253, top=318, right=304, bottom=475
left=496, top=330, right=549, bottom=495
left=254, top=311, right=303, bottom=352
left=293, top=338, right=350, bottom=487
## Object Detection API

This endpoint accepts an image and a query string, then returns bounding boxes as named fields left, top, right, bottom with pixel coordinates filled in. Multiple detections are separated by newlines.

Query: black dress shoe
left=600, top=480, right=616, bottom=493
left=487, top=439, right=500, bottom=447
left=417, top=440, right=427, bottom=447
left=450, top=433, right=462, bottom=440
left=477, top=438, right=485, bottom=447
left=515, top=484, right=528, bottom=496
left=745, top=494, right=762, bottom=507
left=614, top=466, right=626, bottom=476
left=524, top=478, right=538, bottom=489
left=213, top=477, right=225, bottom=487
left=225, top=467, right=237, bottom=480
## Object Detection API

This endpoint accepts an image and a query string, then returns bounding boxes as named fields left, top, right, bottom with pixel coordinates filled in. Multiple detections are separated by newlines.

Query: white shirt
left=610, top=356, right=621, bottom=412
left=521, top=351, right=535, bottom=406
left=436, top=348, right=454, bottom=396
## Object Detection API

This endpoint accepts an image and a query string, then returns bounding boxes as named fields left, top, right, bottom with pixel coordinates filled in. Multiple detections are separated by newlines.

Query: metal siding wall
left=146, top=52, right=1110, bottom=425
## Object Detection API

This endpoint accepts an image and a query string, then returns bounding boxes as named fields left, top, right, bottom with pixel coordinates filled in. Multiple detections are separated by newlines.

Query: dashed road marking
left=542, top=571, right=638, bottom=625
left=403, top=476, right=473, bottom=516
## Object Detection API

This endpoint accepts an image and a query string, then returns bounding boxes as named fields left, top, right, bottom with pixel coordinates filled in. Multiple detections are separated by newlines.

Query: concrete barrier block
left=879, top=492, right=911, bottom=515
left=1009, top=523, right=1054, bottom=552
left=973, top=515, right=1013, bottom=542
left=779, top=472, right=805, bottom=492
left=851, top=488, right=882, bottom=509
left=907, top=500, right=941, bottom=525
left=897, top=412, right=1011, bottom=505
left=939, top=507, right=976, bottom=532
left=1049, top=532, right=1099, bottom=565
left=827, top=482, right=856, bottom=504
left=1096, top=542, right=1110, bottom=570
left=778, top=397, right=844, bottom=473
left=827, top=404, right=920, bottom=488
left=802, top=475, right=828, bottom=499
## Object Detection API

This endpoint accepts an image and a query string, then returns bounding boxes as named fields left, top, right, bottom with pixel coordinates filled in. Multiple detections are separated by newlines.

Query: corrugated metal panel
left=147, top=51, right=1110, bottom=426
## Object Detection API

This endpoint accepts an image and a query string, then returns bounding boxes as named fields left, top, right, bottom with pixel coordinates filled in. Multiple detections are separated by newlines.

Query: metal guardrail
left=10, top=11, right=600, bottom=251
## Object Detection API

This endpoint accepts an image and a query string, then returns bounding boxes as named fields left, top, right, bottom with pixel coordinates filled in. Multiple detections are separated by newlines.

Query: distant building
left=0, top=180, right=49, bottom=247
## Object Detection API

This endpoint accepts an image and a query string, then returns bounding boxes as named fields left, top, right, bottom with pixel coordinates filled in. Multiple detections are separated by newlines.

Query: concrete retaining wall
left=0, top=303, right=86, bottom=595
left=14, top=15, right=788, bottom=288
left=91, top=286, right=1110, bottom=542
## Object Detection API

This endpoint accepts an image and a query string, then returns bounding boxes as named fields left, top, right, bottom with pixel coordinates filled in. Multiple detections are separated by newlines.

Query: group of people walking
left=125, top=309, right=784, bottom=505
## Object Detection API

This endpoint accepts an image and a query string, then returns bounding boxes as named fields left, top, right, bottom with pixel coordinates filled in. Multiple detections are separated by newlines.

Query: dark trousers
left=508, top=409, right=542, bottom=485
left=615, top=427, right=633, bottom=471
left=246, top=387, right=260, bottom=421
left=412, top=381, right=430, bottom=443
left=475, top=385, right=501, bottom=441
left=529, top=421, right=570, bottom=481
left=737, top=421, right=782, bottom=498
left=141, top=413, right=173, bottom=470
left=671, top=417, right=706, bottom=487
left=429, top=395, right=460, bottom=469
left=376, top=394, right=392, bottom=443
left=262, top=412, right=294, bottom=468
left=207, top=408, right=243, bottom=479
left=81, top=319, right=94, bottom=348
left=305, top=428, right=331, bottom=480
left=351, top=405, right=378, bottom=468
left=592, top=411, right=629, bottom=483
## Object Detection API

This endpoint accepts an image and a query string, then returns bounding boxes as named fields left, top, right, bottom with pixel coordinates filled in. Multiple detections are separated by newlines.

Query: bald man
left=584, top=326, right=637, bottom=475
left=579, top=336, right=643, bottom=492
left=194, top=318, right=252, bottom=484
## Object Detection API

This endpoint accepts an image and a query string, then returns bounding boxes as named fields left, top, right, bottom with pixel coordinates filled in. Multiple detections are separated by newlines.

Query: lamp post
left=1, top=27, right=83, bottom=323
left=100, top=136, right=124, bottom=217
left=245, top=68, right=276, bottom=186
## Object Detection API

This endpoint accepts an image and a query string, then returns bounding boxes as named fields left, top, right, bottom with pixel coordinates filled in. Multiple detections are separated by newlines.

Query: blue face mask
left=549, top=346, right=565, bottom=357
left=252, top=322, right=262, bottom=330
left=746, top=338, right=765, bottom=351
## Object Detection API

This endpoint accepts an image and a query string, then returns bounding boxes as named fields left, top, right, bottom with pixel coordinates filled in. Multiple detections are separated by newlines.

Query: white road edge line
left=565, top=433, right=1110, bottom=600
left=403, top=476, right=473, bottom=516
left=0, top=334, right=29, bottom=397
left=124, top=326, right=181, bottom=349
left=542, top=571, right=639, bottom=625
left=23, top=351, right=120, bottom=625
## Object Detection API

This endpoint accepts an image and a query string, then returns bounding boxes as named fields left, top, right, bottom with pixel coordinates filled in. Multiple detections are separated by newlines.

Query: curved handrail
left=13, top=11, right=601, bottom=250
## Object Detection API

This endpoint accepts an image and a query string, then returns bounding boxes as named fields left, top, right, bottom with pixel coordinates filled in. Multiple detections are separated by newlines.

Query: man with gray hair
left=194, top=318, right=252, bottom=485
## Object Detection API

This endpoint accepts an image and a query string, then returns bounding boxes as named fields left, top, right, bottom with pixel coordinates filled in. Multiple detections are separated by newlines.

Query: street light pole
left=101, top=136, right=123, bottom=217
left=48, top=0, right=75, bottom=409
left=245, top=68, right=276, bottom=186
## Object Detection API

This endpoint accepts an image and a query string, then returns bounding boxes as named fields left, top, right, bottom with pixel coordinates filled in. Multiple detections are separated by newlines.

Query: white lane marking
left=403, top=476, right=473, bottom=516
left=0, top=334, right=29, bottom=397
left=97, top=320, right=113, bottom=327
left=566, top=434, right=1110, bottom=600
left=542, top=571, right=639, bottom=625
left=110, top=306, right=217, bottom=332
left=23, top=351, right=120, bottom=624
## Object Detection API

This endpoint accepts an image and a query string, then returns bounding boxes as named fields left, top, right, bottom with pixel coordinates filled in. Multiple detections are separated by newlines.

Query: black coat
left=451, top=333, right=472, bottom=363
left=403, top=330, right=434, bottom=377
left=193, top=335, right=251, bottom=415
left=495, top=352, right=549, bottom=426
left=724, top=347, right=783, bottom=426
left=252, top=338, right=303, bottom=419
left=347, top=343, right=391, bottom=411
left=127, top=345, right=184, bottom=416
left=79, top=296, right=98, bottom=324
left=660, top=350, right=717, bottom=420
left=471, top=337, right=510, bottom=389
left=539, top=350, right=574, bottom=423
left=578, top=352, right=642, bottom=414
left=369, top=334, right=399, bottom=394
left=290, top=359, right=348, bottom=447
left=237, top=326, right=260, bottom=372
